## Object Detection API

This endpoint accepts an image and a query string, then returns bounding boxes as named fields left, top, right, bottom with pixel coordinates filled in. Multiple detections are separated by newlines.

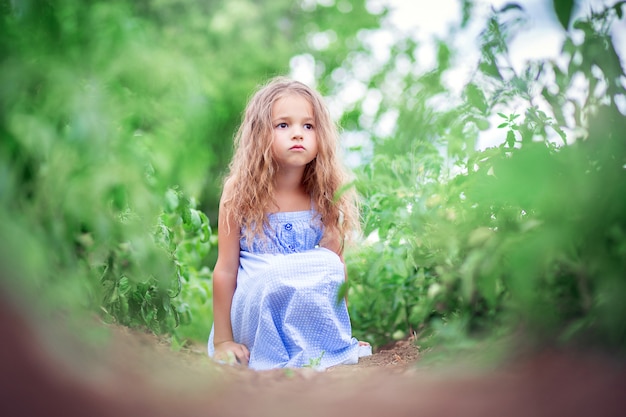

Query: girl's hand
left=214, top=341, right=250, bottom=366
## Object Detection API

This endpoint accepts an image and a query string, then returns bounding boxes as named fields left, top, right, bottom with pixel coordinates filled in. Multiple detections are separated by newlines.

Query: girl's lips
left=289, top=145, right=305, bottom=150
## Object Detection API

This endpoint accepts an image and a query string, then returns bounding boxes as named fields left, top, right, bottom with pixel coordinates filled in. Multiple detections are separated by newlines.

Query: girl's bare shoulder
left=219, top=178, right=237, bottom=204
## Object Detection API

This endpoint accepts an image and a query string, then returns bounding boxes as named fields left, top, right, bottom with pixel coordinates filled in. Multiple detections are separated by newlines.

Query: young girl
left=208, top=76, right=371, bottom=370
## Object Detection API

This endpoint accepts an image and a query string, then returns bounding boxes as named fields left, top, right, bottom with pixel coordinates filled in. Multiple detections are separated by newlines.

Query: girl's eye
left=304, top=123, right=314, bottom=130
left=276, top=122, right=288, bottom=128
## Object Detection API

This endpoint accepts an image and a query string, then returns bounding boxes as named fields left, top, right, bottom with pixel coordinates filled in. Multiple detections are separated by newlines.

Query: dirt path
left=132, top=323, right=419, bottom=369
left=2, top=298, right=626, bottom=417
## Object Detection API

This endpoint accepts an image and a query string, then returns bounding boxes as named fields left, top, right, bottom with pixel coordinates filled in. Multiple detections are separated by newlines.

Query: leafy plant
left=346, top=1, right=626, bottom=353
left=303, top=351, right=325, bottom=369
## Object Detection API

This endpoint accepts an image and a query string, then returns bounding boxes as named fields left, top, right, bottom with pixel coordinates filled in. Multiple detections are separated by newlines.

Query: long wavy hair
left=221, top=76, right=360, bottom=250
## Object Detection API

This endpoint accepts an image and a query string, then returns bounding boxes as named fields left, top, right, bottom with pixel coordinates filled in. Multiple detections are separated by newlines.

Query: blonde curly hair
left=221, top=76, right=360, bottom=251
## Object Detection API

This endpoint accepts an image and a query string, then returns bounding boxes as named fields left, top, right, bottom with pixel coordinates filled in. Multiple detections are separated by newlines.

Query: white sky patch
left=383, top=0, right=462, bottom=39
left=384, top=0, right=626, bottom=69
left=341, top=130, right=374, bottom=168
left=309, top=30, right=338, bottom=50
left=373, top=109, right=399, bottom=137
left=337, top=78, right=368, bottom=106
left=362, top=88, right=383, bottom=116
left=290, top=54, right=316, bottom=87
left=508, top=27, right=565, bottom=73
left=358, top=28, right=396, bottom=65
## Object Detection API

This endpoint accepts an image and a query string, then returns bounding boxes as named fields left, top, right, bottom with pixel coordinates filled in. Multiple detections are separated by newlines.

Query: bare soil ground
left=108, top=322, right=421, bottom=376
left=2, top=297, right=626, bottom=417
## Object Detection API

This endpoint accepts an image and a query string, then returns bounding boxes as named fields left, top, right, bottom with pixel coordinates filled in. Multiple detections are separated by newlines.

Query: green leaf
left=199, top=212, right=212, bottom=243
left=506, top=130, right=516, bottom=147
left=181, top=207, right=192, bottom=226
left=165, top=189, right=179, bottom=212
left=499, top=3, right=523, bottom=13
left=475, top=118, right=490, bottom=131
left=615, top=1, right=626, bottom=19
left=465, top=83, right=488, bottom=113
left=189, top=208, right=201, bottom=230
left=552, top=0, right=575, bottom=30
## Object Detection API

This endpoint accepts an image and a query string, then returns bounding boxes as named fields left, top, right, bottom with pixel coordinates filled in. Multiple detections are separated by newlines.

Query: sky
left=385, top=0, right=626, bottom=71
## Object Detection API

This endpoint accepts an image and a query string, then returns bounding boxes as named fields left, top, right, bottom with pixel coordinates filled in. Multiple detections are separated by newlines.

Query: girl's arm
left=212, top=193, right=249, bottom=365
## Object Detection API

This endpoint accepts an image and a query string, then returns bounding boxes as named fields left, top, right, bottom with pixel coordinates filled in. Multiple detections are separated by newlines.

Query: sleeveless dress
left=207, top=209, right=370, bottom=370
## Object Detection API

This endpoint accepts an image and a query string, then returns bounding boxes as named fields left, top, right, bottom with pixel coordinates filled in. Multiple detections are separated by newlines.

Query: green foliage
left=552, top=0, right=576, bottom=30
left=0, top=0, right=383, bottom=343
left=346, top=2, right=626, bottom=352
left=95, top=187, right=213, bottom=334
left=157, top=188, right=215, bottom=342
left=1, top=0, right=204, bottom=328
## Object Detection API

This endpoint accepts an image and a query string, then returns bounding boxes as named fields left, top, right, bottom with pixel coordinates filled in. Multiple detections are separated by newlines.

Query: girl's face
left=270, top=94, right=318, bottom=171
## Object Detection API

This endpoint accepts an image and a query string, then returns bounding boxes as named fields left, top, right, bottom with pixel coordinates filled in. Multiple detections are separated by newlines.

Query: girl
left=208, top=76, right=371, bottom=370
